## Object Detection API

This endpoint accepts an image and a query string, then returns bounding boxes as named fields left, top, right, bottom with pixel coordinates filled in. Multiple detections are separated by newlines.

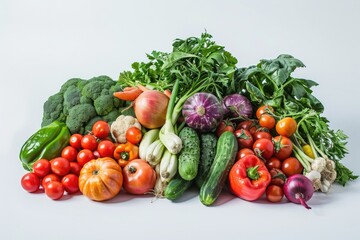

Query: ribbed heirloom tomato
left=79, top=157, right=123, bottom=201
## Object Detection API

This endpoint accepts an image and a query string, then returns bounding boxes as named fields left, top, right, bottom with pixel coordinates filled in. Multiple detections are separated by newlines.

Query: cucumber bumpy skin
left=199, top=131, right=238, bottom=206
left=178, top=127, right=201, bottom=181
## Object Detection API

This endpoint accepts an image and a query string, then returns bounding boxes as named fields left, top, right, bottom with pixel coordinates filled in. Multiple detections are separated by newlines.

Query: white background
left=1, top=0, right=360, bottom=239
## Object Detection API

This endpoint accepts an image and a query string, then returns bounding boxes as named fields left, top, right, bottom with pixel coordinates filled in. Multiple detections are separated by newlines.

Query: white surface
left=1, top=0, right=360, bottom=239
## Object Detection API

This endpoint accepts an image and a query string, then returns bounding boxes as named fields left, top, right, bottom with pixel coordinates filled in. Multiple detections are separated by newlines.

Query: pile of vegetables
left=19, top=33, right=357, bottom=208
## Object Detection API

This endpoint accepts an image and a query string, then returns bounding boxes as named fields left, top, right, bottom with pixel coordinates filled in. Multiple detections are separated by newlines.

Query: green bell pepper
left=19, top=121, right=70, bottom=171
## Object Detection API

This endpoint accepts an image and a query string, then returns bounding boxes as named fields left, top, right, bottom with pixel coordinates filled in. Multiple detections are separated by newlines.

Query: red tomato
left=32, top=159, right=51, bottom=178
left=236, top=148, right=255, bottom=160
left=81, top=134, right=98, bottom=151
left=253, top=138, right=274, bottom=160
left=44, top=181, right=64, bottom=200
left=259, top=114, right=276, bottom=129
left=234, top=129, right=253, bottom=149
left=42, top=174, right=61, bottom=188
left=126, top=127, right=142, bottom=145
left=93, top=150, right=101, bottom=159
left=273, top=136, right=293, bottom=160
left=256, top=105, right=274, bottom=119
left=92, top=120, right=110, bottom=139
left=69, top=134, right=83, bottom=150
left=269, top=168, right=286, bottom=187
left=236, top=120, right=257, bottom=135
left=61, top=146, right=78, bottom=162
left=50, top=157, right=70, bottom=176
left=216, top=120, right=235, bottom=137
left=77, top=149, right=95, bottom=167
left=123, top=159, right=156, bottom=195
left=61, top=174, right=79, bottom=194
left=275, top=117, right=297, bottom=137
left=281, top=157, right=304, bottom=177
left=69, top=162, right=81, bottom=176
left=252, top=131, right=272, bottom=141
left=21, top=173, right=40, bottom=193
left=266, top=157, right=282, bottom=170
left=266, top=185, right=283, bottom=203
left=97, top=140, right=116, bottom=158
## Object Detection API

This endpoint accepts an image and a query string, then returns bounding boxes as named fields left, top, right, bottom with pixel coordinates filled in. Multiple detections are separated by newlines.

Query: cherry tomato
left=273, top=136, right=293, bottom=160
left=69, top=134, right=83, bottom=150
left=50, top=157, right=70, bottom=176
left=126, top=127, right=142, bottom=145
left=269, top=168, right=286, bottom=187
left=44, top=181, right=64, bottom=200
left=69, top=162, right=81, bottom=176
left=281, top=157, right=304, bottom=177
left=252, top=131, right=272, bottom=141
left=61, top=146, right=78, bottom=162
left=32, top=159, right=51, bottom=178
left=42, top=173, right=61, bottom=188
left=259, top=114, right=276, bottom=129
left=276, top=117, right=297, bottom=137
left=266, top=157, right=282, bottom=170
left=21, top=173, right=40, bottom=193
left=236, top=148, right=255, bottom=160
left=77, top=149, right=95, bottom=167
left=234, top=129, right=253, bottom=149
left=216, top=120, right=235, bottom=137
left=61, top=174, right=79, bottom=194
left=123, top=159, right=157, bottom=195
left=236, top=120, right=257, bottom=135
left=253, top=138, right=274, bottom=160
left=81, top=134, right=98, bottom=151
left=256, top=105, right=274, bottom=119
left=266, top=185, right=283, bottom=203
left=97, top=140, right=116, bottom=158
left=92, top=120, right=110, bottom=139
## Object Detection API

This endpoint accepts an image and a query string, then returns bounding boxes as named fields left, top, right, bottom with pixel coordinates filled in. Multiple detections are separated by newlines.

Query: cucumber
left=199, top=131, right=238, bottom=206
left=178, top=127, right=200, bottom=181
left=164, top=175, right=193, bottom=200
left=195, top=133, right=217, bottom=188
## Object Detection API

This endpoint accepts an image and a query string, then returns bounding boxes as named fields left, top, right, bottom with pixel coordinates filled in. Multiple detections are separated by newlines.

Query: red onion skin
left=182, top=93, right=224, bottom=132
left=283, top=174, right=314, bottom=209
left=222, top=94, right=253, bottom=118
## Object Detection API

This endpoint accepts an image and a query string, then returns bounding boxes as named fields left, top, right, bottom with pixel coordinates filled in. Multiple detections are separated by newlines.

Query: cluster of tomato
left=216, top=105, right=304, bottom=203
left=20, top=121, right=113, bottom=199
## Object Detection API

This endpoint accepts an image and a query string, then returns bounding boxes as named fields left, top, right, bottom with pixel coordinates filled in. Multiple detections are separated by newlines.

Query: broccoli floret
left=81, top=76, right=116, bottom=100
left=41, top=92, right=64, bottom=127
left=94, top=95, right=114, bottom=116
left=102, top=109, right=121, bottom=125
left=63, top=85, right=82, bottom=115
left=80, top=95, right=92, bottom=104
left=109, top=83, right=123, bottom=95
left=59, top=78, right=86, bottom=93
left=66, top=104, right=97, bottom=134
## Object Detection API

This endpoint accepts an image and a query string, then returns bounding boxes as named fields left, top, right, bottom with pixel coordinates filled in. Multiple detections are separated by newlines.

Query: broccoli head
left=66, top=103, right=97, bottom=134
left=41, top=75, right=127, bottom=134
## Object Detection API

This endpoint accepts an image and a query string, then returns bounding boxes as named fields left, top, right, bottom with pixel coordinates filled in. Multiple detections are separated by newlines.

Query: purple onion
left=182, top=92, right=224, bottom=132
left=222, top=94, right=253, bottom=118
left=283, top=174, right=314, bottom=209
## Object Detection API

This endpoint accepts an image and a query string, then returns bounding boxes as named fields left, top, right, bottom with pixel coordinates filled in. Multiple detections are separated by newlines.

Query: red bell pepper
left=229, top=155, right=271, bottom=201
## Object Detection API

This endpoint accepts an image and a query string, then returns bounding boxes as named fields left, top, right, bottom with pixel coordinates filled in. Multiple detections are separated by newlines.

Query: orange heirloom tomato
left=79, top=157, right=123, bottom=201
left=113, top=142, right=139, bottom=167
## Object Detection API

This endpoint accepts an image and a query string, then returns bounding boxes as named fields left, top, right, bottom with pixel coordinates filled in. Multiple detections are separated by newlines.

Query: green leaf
left=245, top=81, right=265, bottom=103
